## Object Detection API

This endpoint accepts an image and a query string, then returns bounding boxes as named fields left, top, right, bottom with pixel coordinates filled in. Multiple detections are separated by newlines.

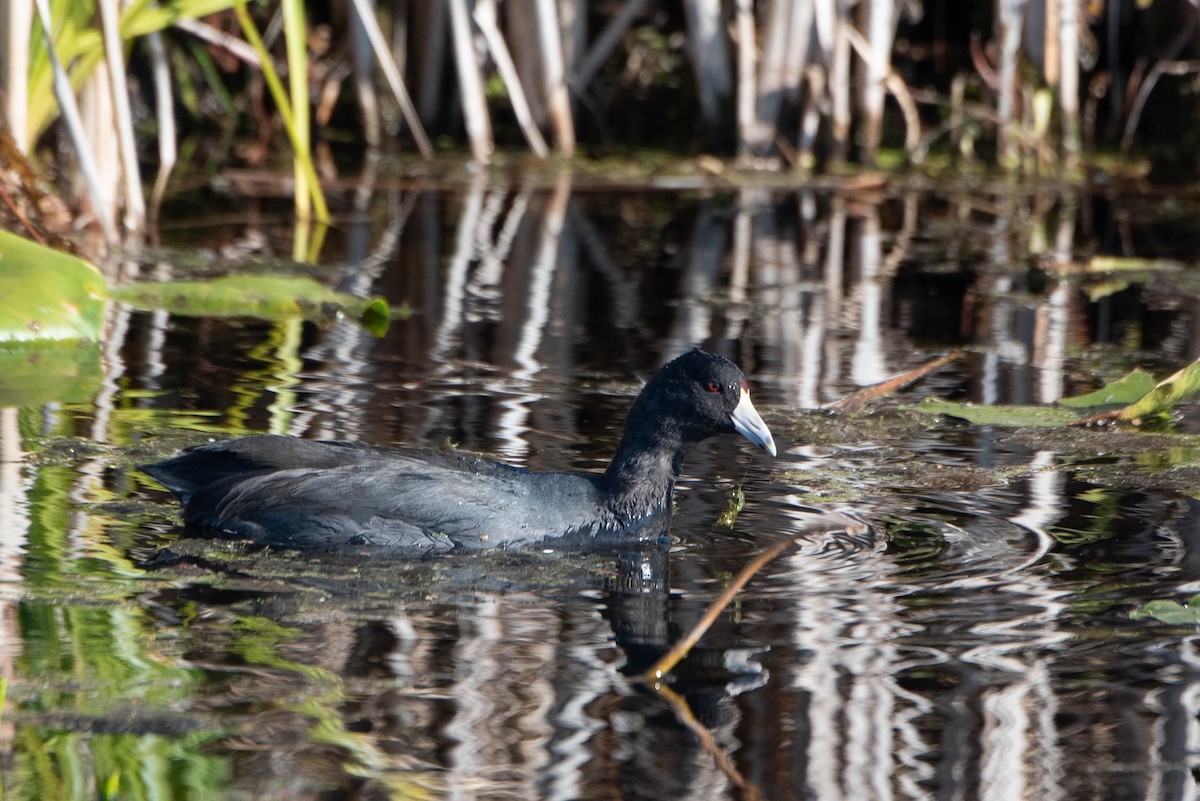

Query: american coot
left=143, top=350, right=776, bottom=552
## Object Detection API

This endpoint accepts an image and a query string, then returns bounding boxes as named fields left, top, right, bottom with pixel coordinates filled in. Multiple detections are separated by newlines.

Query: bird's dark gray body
left=145, top=436, right=648, bottom=551
left=143, top=350, right=776, bottom=553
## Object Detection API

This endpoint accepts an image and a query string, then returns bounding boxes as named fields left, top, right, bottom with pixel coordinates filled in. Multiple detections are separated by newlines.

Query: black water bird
left=143, top=350, right=776, bottom=552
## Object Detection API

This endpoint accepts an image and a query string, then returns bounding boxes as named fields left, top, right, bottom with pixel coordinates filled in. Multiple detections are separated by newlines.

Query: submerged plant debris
left=715, top=486, right=746, bottom=528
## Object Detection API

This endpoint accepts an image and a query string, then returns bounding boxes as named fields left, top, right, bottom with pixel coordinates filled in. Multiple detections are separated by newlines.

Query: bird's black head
left=601, top=349, right=776, bottom=520
left=634, top=350, right=776, bottom=456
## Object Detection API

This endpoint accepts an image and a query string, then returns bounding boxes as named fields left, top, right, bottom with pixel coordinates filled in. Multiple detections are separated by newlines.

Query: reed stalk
left=348, top=0, right=433, bottom=159
left=843, top=23, right=920, bottom=156
left=146, top=29, right=176, bottom=220
left=98, top=0, right=145, bottom=232
left=414, top=1, right=448, bottom=126
left=0, top=2, right=31, bottom=154
left=830, top=0, right=852, bottom=162
left=733, top=0, right=755, bottom=164
left=682, top=0, right=730, bottom=129
left=475, top=0, right=550, bottom=158
left=33, top=0, right=118, bottom=244
left=232, top=0, right=328, bottom=223
left=1057, top=0, right=1081, bottom=171
left=572, top=0, right=647, bottom=92
left=858, top=0, right=896, bottom=162
left=996, top=0, right=1024, bottom=167
left=281, top=0, right=310, bottom=220
left=348, top=6, right=380, bottom=148
left=749, top=0, right=792, bottom=157
left=448, top=0, right=493, bottom=162
left=534, top=0, right=575, bottom=156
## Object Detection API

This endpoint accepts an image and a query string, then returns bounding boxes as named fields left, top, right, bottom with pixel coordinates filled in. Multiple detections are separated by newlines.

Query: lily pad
left=917, top=362, right=1200, bottom=429
left=1059, top=370, right=1157, bottom=409
left=0, top=231, right=108, bottom=342
left=112, top=275, right=396, bottom=336
left=915, top=398, right=1083, bottom=427
left=1131, top=594, right=1200, bottom=625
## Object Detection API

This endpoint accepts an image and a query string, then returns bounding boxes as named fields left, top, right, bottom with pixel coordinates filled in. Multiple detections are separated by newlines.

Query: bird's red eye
left=705, top=380, right=721, bottom=393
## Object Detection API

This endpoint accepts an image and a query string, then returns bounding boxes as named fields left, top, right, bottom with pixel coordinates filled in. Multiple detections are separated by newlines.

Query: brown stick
left=0, top=183, right=45, bottom=244
left=842, top=23, right=921, bottom=154
left=826, top=350, right=964, bottom=414
left=1122, top=60, right=1200, bottom=151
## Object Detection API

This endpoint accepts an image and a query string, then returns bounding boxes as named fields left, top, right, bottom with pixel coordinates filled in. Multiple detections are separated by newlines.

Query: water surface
left=3, top=177, right=1200, bottom=800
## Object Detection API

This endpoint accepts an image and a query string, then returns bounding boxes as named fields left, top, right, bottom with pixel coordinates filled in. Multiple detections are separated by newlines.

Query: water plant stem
left=281, top=0, right=310, bottom=220
left=347, top=0, right=433, bottom=159
left=98, top=0, right=146, bottom=231
left=32, top=0, right=119, bottom=244
left=232, top=0, right=328, bottom=223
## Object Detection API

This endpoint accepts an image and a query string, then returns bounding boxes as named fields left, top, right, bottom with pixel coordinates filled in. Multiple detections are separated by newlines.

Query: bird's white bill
left=730, top=389, right=777, bottom=457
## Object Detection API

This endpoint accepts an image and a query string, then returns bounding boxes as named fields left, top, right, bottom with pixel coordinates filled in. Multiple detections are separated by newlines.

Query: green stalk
left=281, top=0, right=310, bottom=220
left=232, top=0, right=328, bottom=223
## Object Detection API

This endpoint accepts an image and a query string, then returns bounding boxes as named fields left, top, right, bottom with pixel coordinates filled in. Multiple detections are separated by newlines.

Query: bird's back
left=144, top=435, right=646, bottom=551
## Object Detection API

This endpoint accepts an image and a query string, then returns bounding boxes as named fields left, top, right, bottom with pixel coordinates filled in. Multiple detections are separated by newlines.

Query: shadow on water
left=4, top=175, right=1200, bottom=798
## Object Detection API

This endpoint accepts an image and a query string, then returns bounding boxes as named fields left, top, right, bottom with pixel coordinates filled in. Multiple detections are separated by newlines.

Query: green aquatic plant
left=1131, top=594, right=1200, bottom=626
left=231, top=0, right=327, bottom=223
left=0, top=231, right=107, bottom=343
left=0, top=231, right=109, bottom=406
left=914, top=399, right=1082, bottom=428
left=25, top=0, right=235, bottom=143
left=715, top=486, right=746, bottom=528
left=915, top=359, right=1200, bottom=428
left=111, top=274, right=396, bottom=335
left=1056, top=370, right=1157, bottom=410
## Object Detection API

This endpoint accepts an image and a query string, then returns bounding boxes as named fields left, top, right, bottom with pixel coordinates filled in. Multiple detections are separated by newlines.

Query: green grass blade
left=282, top=0, right=311, bottom=220
left=232, top=0, right=328, bottom=223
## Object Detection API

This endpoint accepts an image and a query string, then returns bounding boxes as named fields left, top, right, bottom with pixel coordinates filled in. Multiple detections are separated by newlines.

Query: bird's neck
left=601, top=417, right=688, bottom=522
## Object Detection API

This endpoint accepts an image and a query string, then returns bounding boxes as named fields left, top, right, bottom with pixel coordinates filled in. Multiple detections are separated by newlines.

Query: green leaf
left=111, top=275, right=397, bottom=335
left=28, top=0, right=238, bottom=139
left=1059, top=370, right=1157, bottom=409
left=119, top=0, right=238, bottom=40
left=915, top=398, right=1082, bottom=427
left=1131, top=594, right=1200, bottom=625
left=1118, top=357, right=1200, bottom=421
left=0, top=231, right=108, bottom=342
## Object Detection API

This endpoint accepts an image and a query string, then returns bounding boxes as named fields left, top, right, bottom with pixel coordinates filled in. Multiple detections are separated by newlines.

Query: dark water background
left=4, top=176, right=1200, bottom=800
